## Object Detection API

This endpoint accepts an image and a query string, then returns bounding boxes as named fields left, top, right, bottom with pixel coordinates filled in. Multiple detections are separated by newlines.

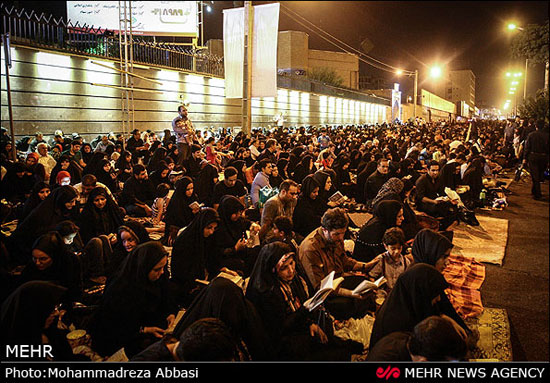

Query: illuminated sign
left=67, top=1, right=198, bottom=36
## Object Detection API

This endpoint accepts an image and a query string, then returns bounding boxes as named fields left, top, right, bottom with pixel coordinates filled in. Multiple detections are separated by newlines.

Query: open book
left=195, top=271, right=248, bottom=292
left=351, top=275, right=387, bottom=296
left=303, top=271, right=344, bottom=312
left=329, top=191, right=347, bottom=204
left=188, top=201, right=203, bottom=210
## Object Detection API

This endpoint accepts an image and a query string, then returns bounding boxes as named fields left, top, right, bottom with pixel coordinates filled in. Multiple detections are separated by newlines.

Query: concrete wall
left=1, top=45, right=390, bottom=141
left=308, top=49, right=359, bottom=89
left=277, top=31, right=309, bottom=73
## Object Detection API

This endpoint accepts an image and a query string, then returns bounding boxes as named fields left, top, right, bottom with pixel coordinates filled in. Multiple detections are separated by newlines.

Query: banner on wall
left=223, top=3, right=280, bottom=99
left=67, top=1, right=198, bottom=36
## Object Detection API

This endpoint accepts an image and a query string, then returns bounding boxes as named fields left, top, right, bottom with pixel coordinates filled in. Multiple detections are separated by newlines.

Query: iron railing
left=1, top=3, right=224, bottom=77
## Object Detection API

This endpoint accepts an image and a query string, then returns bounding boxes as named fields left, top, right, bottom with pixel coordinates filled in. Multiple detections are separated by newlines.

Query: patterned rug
left=451, top=215, right=509, bottom=265
left=465, top=307, right=513, bottom=361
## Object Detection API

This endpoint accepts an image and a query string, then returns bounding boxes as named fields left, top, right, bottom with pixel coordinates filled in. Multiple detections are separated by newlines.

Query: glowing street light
left=395, top=69, right=403, bottom=75
left=506, top=23, right=528, bottom=99
left=430, top=66, right=442, bottom=78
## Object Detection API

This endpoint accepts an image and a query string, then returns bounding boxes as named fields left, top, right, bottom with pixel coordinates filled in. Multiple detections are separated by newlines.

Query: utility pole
left=242, top=1, right=253, bottom=137
left=2, top=33, right=16, bottom=161
left=523, top=59, right=529, bottom=102
left=413, top=69, right=418, bottom=119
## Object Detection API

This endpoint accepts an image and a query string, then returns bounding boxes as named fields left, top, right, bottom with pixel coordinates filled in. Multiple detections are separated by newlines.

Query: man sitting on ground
left=120, top=164, right=156, bottom=217
left=212, top=166, right=248, bottom=210
left=259, top=179, right=299, bottom=241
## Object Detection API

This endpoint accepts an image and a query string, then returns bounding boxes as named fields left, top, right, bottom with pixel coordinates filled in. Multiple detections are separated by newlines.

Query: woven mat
left=451, top=215, right=509, bottom=265
left=466, top=307, right=513, bottom=361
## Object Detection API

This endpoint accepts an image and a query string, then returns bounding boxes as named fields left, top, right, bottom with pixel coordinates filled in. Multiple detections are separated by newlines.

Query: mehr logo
left=377, top=365, right=401, bottom=380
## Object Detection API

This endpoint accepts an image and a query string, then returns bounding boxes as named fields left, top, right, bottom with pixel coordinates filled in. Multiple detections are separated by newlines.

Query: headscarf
left=313, top=170, right=332, bottom=201
left=246, top=242, right=309, bottom=306
left=20, top=232, right=80, bottom=300
left=171, top=208, right=220, bottom=288
left=117, top=220, right=151, bottom=246
left=276, top=159, right=289, bottom=179
left=300, top=174, right=320, bottom=200
left=217, top=195, right=246, bottom=243
left=82, top=152, right=106, bottom=176
left=14, top=185, right=78, bottom=239
left=80, top=143, right=93, bottom=164
left=27, top=152, right=39, bottom=163
left=411, top=228, right=453, bottom=266
left=20, top=181, right=51, bottom=220
left=371, top=177, right=404, bottom=209
left=173, top=277, right=271, bottom=360
left=78, top=187, right=124, bottom=242
left=369, top=263, right=449, bottom=348
left=438, top=161, right=459, bottom=190
left=372, top=200, right=403, bottom=228
left=195, top=163, right=219, bottom=205
left=1, top=281, right=67, bottom=347
left=90, top=241, right=174, bottom=357
left=55, top=171, right=71, bottom=185
left=107, top=241, right=168, bottom=294
left=164, top=176, right=197, bottom=228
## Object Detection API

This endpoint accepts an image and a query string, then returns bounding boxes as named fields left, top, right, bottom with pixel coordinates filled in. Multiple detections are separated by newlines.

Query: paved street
left=479, top=176, right=549, bottom=361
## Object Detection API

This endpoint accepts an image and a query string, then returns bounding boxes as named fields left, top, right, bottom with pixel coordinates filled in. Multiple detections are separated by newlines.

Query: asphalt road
left=477, top=174, right=549, bottom=361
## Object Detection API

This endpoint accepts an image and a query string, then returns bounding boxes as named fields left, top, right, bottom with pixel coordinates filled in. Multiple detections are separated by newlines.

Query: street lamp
left=430, top=65, right=442, bottom=78
left=395, top=69, right=418, bottom=119
left=506, top=23, right=528, bottom=100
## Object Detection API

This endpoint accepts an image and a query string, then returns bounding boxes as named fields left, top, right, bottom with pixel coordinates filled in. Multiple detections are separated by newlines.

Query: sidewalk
left=478, top=176, right=549, bottom=361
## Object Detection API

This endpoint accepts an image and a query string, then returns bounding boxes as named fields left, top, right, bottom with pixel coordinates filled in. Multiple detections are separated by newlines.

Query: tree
left=517, top=89, right=549, bottom=123
left=306, top=66, right=344, bottom=88
left=510, top=21, right=549, bottom=64
left=510, top=21, right=549, bottom=91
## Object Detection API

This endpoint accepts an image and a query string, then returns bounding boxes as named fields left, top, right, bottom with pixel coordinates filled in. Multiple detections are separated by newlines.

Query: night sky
left=11, top=1, right=550, bottom=109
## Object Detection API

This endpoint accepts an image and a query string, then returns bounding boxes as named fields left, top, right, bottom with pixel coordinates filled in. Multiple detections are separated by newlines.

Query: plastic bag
left=258, top=185, right=278, bottom=208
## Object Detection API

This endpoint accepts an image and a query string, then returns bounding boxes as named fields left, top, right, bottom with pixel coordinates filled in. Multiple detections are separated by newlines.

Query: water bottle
left=479, top=189, right=486, bottom=206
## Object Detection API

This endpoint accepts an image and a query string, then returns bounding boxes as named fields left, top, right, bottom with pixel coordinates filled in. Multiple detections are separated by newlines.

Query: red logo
left=376, top=366, right=401, bottom=380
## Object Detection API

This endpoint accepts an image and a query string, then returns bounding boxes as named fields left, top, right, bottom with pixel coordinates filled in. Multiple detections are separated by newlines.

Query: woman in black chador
left=88, top=241, right=177, bottom=358
left=170, top=208, right=220, bottom=306
left=246, top=242, right=363, bottom=360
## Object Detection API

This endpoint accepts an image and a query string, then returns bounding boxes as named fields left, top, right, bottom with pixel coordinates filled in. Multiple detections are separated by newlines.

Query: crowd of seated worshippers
left=1, top=117, right=515, bottom=360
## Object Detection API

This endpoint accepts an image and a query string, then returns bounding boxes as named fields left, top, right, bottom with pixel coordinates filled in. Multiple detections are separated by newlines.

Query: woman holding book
left=163, top=176, right=199, bottom=246
left=170, top=208, right=220, bottom=307
left=88, top=241, right=177, bottom=358
left=246, top=242, right=363, bottom=360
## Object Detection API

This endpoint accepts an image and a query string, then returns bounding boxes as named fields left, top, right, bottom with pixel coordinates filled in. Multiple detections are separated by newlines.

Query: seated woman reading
left=246, top=242, right=363, bottom=361
left=88, top=241, right=177, bottom=358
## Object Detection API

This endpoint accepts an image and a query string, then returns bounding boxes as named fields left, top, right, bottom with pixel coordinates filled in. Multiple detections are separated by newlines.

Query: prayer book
left=303, top=271, right=344, bottom=312
left=195, top=272, right=249, bottom=292
left=351, top=275, right=387, bottom=296
left=188, top=201, right=203, bottom=210
left=328, top=191, right=347, bottom=204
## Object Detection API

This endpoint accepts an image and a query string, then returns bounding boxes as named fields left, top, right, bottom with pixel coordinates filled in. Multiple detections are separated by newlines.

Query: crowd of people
left=1, top=109, right=548, bottom=361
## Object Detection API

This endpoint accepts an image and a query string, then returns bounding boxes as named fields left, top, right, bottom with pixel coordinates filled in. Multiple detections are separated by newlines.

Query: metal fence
left=1, top=3, right=224, bottom=77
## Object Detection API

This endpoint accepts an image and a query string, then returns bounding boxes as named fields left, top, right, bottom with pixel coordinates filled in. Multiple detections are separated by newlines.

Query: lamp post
left=396, top=69, right=418, bottom=119
left=507, top=23, right=528, bottom=100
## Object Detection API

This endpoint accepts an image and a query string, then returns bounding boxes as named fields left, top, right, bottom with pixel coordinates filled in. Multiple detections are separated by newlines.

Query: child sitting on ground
left=368, top=227, right=413, bottom=290
left=151, top=183, right=170, bottom=226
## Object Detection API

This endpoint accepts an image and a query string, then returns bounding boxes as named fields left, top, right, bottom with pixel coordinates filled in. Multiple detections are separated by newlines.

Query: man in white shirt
left=73, top=174, right=115, bottom=207
left=36, top=142, right=57, bottom=182
left=250, top=159, right=273, bottom=207
left=249, top=138, right=261, bottom=161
